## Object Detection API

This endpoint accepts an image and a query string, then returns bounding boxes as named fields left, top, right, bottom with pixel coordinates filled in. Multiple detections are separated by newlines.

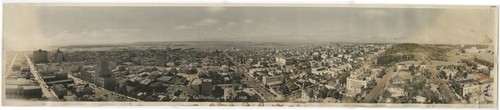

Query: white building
left=465, top=47, right=480, bottom=53
left=346, top=72, right=373, bottom=96
left=387, top=84, right=405, bottom=97
left=442, top=69, right=458, bottom=79
left=414, top=96, right=427, bottom=103
left=477, top=64, right=490, bottom=75
left=275, top=56, right=294, bottom=66
left=263, top=75, right=282, bottom=86
left=456, top=79, right=482, bottom=97
left=390, top=75, right=406, bottom=84
left=397, top=64, right=426, bottom=71
left=311, top=67, right=338, bottom=77
left=224, top=88, right=236, bottom=101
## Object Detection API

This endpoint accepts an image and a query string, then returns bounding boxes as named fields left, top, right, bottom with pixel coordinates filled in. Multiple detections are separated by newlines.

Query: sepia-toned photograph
left=2, top=3, right=498, bottom=108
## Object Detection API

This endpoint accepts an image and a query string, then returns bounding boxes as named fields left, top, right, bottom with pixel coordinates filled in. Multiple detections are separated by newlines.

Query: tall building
left=95, top=55, right=111, bottom=77
left=155, top=52, right=166, bottom=67
left=87, top=52, right=116, bottom=90
left=201, top=78, right=213, bottom=96
left=33, top=49, right=49, bottom=64
left=95, top=77, right=116, bottom=91
left=53, top=48, right=65, bottom=63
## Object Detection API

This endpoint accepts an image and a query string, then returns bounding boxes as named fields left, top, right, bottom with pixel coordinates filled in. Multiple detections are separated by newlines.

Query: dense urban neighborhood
left=4, top=42, right=495, bottom=104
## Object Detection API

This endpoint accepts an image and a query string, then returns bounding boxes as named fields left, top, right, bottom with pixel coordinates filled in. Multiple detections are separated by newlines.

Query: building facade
left=33, top=49, right=49, bottom=64
left=201, top=78, right=213, bottom=96
left=53, top=48, right=65, bottom=63
left=5, top=85, right=42, bottom=99
left=262, top=75, right=283, bottom=86
left=275, top=56, right=294, bottom=66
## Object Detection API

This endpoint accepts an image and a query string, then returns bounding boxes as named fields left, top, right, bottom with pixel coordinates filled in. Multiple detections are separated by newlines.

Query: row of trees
left=385, top=43, right=421, bottom=54
left=376, top=54, right=415, bottom=66
left=316, top=88, right=344, bottom=100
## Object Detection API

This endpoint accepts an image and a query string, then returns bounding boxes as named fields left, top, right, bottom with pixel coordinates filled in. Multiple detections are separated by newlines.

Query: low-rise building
left=276, top=56, right=294, bottom=66
left=5, top=78, right=43, bottom=99
left=53, top=84, right=68, bottom=99
left=452, top=79, right=482, bottom=97
left=387, top=84, right=405, bottom=97
left=346, top=72, right=373, bottom=96
left=190, top=78, right=202, bottom=95
left=311, top=67, right=338, bottom=77
left=262, top=75, right=283, bottom=86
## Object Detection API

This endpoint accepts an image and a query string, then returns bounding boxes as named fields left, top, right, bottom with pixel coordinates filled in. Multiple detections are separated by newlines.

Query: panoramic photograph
left=2, top=4, right=498, bottom=107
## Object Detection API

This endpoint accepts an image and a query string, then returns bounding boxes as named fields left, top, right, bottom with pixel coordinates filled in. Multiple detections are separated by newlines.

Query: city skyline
left=4, top=4, right=497, bottom=50
left=4, top=42, right=496, bottom=106
left=2, top=4, right=497, bottom=107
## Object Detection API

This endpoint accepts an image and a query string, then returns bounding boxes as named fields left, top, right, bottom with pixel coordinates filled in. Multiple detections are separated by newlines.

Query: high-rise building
left=91, top=52, right=116, bottom=90
left=201, top=78, right=213, bottom=96
left=95, top=77, right=116, bottom=91
left=33, top=49, right=49, bottom=64
left=95, top=55, right=111, bottom=77
left=53, top=48, right=65, bottom=63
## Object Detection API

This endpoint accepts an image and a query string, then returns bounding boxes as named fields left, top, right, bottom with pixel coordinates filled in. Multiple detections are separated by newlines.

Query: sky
left=3, top=4, right=497, bottom=50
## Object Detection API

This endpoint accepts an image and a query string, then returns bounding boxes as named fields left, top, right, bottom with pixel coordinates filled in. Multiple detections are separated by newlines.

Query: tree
left=318, top=88, right=329, bottom=99
left=174, top=90, right=182, bottom=96
left=484, top=84, right=491, bottom=96
left=439, top=71, right=447, bottom=79
left=339, top=77, right=347, bottom=86
left=409, top=64, right=416, bottom=72
left=234, top=92, right=250, bottom=102
left=308, top=88, right=316, bottom=99
left=188, top=67, right=198, bottom=74
left=282, top=86, right=290, bottom=95
left=333, top=91, right=343, bottom=100
left=354, top=94, right=362, bottom=102
left=428, top=93, right=443, bottom=103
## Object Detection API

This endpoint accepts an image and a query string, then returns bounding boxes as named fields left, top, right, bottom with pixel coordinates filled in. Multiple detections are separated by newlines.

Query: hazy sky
left=4, top=4, right=497, bottom=50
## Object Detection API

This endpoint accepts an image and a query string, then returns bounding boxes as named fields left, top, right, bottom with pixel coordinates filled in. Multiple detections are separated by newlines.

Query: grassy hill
left=377, top=43, right=450, bottom=66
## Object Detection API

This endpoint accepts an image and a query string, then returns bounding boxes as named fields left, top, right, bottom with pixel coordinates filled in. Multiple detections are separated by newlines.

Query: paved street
left=68, top=74, right=142, bottom=101
left=360, top=67, right=395, bottom=103
left=5, top=53, right=18, bottom=78
left=422, top=58, right=461, bottom=103
left=24, top=54, right=61, bottom=101
left=224, top=52, right=275, bottom=101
